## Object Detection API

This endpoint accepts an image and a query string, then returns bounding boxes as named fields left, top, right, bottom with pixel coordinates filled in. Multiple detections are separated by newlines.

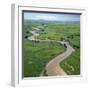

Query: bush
left=60, top=37, right=64, bottom=41
left=26, top=31, right=29, bottom=34
left=24, top=36, right=28, bottom=39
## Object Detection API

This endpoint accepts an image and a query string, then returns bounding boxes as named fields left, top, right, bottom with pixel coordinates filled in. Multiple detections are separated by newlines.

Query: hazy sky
left=24, top=12, right=80, bottom=21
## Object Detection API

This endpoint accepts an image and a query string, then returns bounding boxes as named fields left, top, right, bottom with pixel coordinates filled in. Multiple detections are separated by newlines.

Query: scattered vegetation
left=23, top=20, right=80, bottom=77
left=24, top=39, right=64, bottom=77
left=60, top=35, right=80, bottom=75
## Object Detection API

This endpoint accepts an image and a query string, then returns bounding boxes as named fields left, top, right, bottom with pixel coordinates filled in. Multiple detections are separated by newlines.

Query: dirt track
left=28, top=29, right=75, bottom=76
left=45, top=42, right=75, bottom=76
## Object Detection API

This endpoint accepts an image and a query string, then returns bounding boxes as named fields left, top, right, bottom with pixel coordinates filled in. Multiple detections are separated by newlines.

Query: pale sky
left=24, top=12, right=80, bottom=21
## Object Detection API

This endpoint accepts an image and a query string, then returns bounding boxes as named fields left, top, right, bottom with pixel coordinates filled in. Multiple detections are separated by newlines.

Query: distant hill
left=24, top=19, right=80, bottom=24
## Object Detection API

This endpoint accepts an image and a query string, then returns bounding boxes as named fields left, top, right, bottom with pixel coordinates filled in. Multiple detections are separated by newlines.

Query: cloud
left=35, top=15, right=57, bottom=21
left=24, top=12, right=80, bottom=21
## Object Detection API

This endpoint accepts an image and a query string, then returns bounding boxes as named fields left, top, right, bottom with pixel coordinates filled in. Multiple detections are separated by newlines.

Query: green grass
left=23, top=20, right=80, bottom=76
left=24, top=39, right=65, bottom=77
left=37, top=23, right=80, bottom=40
left=60, top=36, right=80, bottom=75
left=60, top=49, right=80, bottom=75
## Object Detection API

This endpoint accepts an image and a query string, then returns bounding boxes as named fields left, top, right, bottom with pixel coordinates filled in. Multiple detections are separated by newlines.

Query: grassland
left=60, top=35, right=80, bottom=75
left=24, top=39, right=64, bottom=77
left=37, top=22, right=80, bottom=41
left=23, top=20, right=80, bottom=77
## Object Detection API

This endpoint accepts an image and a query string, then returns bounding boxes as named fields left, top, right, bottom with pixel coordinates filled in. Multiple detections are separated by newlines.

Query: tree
left=60, top=37, right=64, bottom=41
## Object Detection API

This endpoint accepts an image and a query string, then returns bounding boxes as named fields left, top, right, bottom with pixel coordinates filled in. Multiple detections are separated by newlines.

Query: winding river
left=28, top=28, right=75, bottom=76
